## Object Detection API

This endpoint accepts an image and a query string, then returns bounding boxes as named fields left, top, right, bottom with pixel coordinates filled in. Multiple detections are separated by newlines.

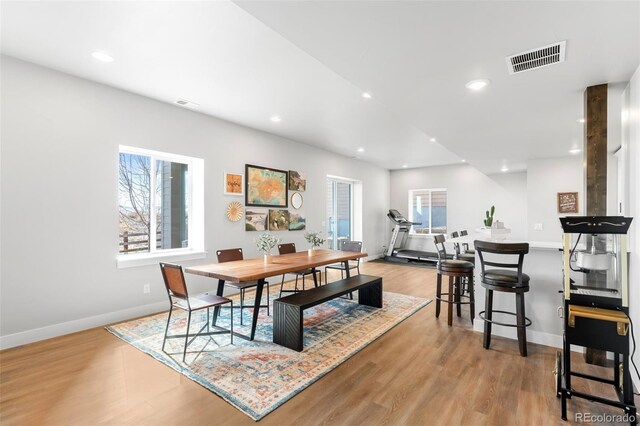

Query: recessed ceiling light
left=569, top=148, right=581, bottom=154
left=357, top=147, right=365, bottom=153
left=270, top=115, right=282, bottom=123
left=461, top=159, right=467, bottom=163
left=465, top=79, right=490, bottom=91
left=362, top=92, right=372, bottom=99
left=91, top=51, right=114, bottom=63
left=501, top=166, right=509, bottom=172
left=402, top=164, right=408, bottom=168
left=430, top=138, right=436, bottom=142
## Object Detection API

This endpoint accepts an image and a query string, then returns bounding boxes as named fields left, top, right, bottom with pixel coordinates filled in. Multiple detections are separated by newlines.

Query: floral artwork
left=245, top=164, right=288, bottom=207
left=245, top=208, right=268, bottom=231
left=289, top=211, right=306, bottom=231
left=268, top=209, right=290, bottom=231
left=288, top=170, right=306, bottom=191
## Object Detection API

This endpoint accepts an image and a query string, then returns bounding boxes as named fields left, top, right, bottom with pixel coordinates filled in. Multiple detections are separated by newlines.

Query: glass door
left=326, top=178, right=353, bottom=250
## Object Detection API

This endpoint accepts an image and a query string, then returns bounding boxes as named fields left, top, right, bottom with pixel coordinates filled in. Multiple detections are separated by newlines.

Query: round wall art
left=291, top=192, right=303, bottom=209
left=226, top=201, right=244, bottom=222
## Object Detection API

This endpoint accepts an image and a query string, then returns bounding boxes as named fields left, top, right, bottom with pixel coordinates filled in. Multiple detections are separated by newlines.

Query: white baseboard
left=0, top=301, right=168, bottom=350
left=473, top=322, right=564, bottom=349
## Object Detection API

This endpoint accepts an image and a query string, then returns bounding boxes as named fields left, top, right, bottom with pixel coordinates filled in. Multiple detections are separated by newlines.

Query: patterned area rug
left=107, top=291, right=429, bottom=421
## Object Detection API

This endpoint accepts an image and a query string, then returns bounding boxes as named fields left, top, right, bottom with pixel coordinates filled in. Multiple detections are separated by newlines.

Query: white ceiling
left=2, top=1, right=639, bottom=173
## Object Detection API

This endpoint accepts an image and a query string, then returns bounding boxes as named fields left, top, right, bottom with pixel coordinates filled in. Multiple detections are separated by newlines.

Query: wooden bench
left=272, top=274, right=383, bottom=351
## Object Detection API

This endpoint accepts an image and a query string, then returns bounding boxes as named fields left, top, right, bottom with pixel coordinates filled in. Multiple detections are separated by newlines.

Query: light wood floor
left=1, top=262, right=635, bottom=425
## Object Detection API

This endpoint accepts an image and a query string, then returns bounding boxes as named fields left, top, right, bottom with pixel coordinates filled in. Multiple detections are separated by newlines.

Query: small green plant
left=304, top=231, right=326, bottom=248
left=483, top=205, right=495, bottom=227
left=255, top=232, right=280, bottom=255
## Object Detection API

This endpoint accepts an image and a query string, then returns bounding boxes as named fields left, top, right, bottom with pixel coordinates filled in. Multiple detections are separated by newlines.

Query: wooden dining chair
left=278, top=243, right=319, bottom=297
left=216, top=248, right=270, bottom=325
left=160, top=262, right=233, bottom=362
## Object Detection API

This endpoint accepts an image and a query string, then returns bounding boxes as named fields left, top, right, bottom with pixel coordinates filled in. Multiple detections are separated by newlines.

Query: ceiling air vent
left=506, top=41, right=566, bottom=74
left=176, top=99, right=199, bottom=109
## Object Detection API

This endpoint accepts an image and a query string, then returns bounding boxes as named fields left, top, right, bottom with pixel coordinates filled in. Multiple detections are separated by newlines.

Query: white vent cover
left=506, top=41, right=566, bottom=74
left=176, top=99, right=199, bottom=108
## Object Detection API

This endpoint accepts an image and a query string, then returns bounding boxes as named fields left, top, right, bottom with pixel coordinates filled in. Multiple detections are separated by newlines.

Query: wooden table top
left=185, top=249, right=367, bottom=282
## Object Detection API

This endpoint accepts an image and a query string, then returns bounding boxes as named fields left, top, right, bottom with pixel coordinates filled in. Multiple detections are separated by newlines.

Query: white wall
left=623, top=65, right=640, bottom=386
left=527, top=156, right=583, bottom=243
left=0, top=56, right=390, bottom=347
left=389, top=164, right=527, bottom=252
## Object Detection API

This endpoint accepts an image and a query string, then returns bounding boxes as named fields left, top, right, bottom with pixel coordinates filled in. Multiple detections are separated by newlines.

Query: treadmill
left=384, top=209, right=439, bottom=264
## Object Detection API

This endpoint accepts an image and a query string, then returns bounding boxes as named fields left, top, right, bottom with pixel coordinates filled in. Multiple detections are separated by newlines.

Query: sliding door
left=326, top=178, right=353, bottom=250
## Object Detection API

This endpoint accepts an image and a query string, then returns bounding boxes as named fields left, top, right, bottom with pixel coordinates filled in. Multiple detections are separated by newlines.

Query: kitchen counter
left=448, top=234, right=566, bottom=348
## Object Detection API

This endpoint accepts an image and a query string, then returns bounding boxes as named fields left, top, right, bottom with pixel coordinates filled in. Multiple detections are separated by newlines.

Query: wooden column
left=583, top=83, right=608, bottom=366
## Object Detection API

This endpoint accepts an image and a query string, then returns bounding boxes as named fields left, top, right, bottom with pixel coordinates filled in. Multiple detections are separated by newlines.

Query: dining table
left=185, top=249, right=368, bottom=341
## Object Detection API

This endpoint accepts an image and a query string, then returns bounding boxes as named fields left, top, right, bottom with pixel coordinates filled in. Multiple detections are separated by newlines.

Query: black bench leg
left=358, top=278, right=382, bottom=308
left=273, top=301, right=303, bottom=351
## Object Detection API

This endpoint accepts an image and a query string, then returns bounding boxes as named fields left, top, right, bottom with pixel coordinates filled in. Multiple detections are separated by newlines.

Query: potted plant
left=304, top=231, right=326, bottom=256
left=483, top=205, right=495, bottom=228
left=255, top=232, right=280, bottom=264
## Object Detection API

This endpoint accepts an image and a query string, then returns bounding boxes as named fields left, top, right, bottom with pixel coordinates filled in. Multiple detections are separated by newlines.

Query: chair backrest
left=460, top=230, right=469, bottom=236
left=217, top=248, right=244, bottom=263
left=160, top=262, right=189, bottom=301
left=474, top=240, right=529, bottom=283
left=278, top=243, right=296, bottom=255
left=433, top=234, right=447, bottom=260
left=340, top=241, right=363, bottom=252
left=450, top=232, right=461, bottom=256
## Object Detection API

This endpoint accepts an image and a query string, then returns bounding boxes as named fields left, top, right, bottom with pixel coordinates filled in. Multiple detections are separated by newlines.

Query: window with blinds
left=408, top=189, right=447, bottom=235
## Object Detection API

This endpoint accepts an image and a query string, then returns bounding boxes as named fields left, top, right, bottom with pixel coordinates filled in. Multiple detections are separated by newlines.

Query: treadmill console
left=388, top=209, right=421, bottom=225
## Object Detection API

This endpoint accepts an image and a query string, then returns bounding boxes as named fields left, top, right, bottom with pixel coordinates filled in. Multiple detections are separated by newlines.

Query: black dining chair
left=324, top=240, right=363, bottom=285
left=434, top=235, right=475, bottom=326
left=216, top=248, right=270, bottom=325
left=278, top=242, right=319, bottom=297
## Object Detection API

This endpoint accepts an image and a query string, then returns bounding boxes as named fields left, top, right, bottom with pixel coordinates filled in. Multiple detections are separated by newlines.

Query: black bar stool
left=475, top=240, right=531, bottom=357
left=434, top=234, right=475, bottom=326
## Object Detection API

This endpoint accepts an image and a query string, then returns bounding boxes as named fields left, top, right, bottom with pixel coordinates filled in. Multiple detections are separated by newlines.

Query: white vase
left=308, top=248, right=315, bottom=256
left=264, top=254, right=272, bottom=264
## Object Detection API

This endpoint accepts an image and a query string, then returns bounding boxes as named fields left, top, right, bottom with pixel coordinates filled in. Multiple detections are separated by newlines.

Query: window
left=118, top=146, right=204, bottom=266
left=408, top=188, right=447, bottom=235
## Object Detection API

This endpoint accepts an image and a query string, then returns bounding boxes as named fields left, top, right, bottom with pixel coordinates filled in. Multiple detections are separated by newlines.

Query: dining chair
left=278, top=243, right=319, bottom=297
left=324, top=240, right=363, bottom=285
left=216, top=248, right=270, bottom=325
left=160, top=262, right=233, bottom=362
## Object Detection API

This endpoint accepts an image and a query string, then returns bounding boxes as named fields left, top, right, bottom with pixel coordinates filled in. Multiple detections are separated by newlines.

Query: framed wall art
left=289, top=211, right=306, bottom=231
left=557, top=192, right=579, bottom=214
left=245, top=164, right=288, bottom=207
left=245, top=208, right=268, bottom=231
left=268, top=209, right=290, bottom=231
left=288, top=170, right=306, bottom=191
left=223, top=172, right=244, bottom=196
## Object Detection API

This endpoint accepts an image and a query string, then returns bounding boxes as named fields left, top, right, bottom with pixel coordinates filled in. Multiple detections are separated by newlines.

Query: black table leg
left=343, top=261, right=351, bottom=278
left=212, top=279, right=225, bottom=326
left=343, top=260, right=353, bottom=299
left=249, top=279, right=265, bottom=341
left=312, top=268, right=319, bottom=287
